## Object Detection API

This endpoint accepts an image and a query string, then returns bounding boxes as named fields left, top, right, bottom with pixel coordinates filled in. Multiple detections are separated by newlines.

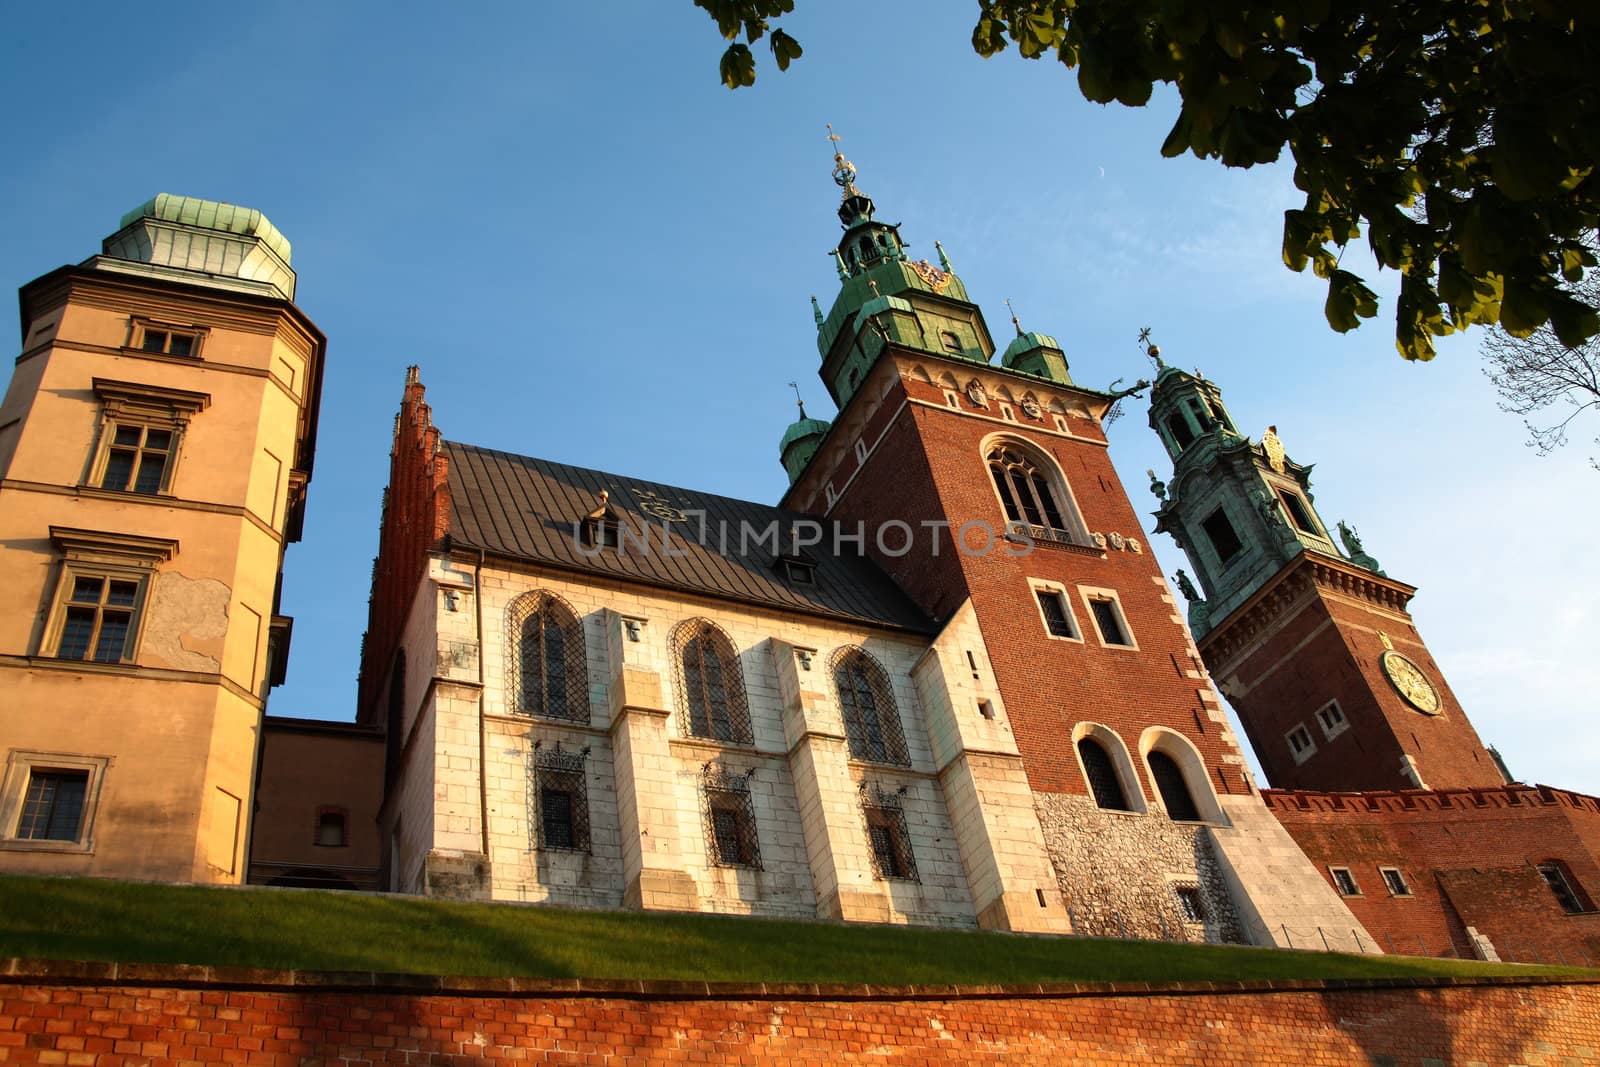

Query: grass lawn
left=0, top=874, right=1589, bottom=985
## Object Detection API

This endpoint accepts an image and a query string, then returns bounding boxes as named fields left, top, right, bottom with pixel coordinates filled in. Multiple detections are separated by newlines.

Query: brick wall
left=3, top=963, right=1598, bottom=1066
left=1267, top=785, right=1600, bottom=963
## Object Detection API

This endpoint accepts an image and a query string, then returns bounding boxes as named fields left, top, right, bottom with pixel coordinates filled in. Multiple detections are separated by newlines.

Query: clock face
left=1380, top=650, right=1441, bottom=715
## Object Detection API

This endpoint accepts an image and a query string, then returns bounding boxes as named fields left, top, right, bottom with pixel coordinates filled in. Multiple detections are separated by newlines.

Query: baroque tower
left=0, top=195, right=326, bottom=881
left=1145, top=356, right=1503, bottom=792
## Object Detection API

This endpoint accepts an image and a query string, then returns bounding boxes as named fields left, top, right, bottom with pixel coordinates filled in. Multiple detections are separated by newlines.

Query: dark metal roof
left=442, top=441, right=935, bottom=634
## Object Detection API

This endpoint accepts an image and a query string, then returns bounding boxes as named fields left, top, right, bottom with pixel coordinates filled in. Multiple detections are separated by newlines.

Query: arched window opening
left=1078, top=737, right=1131, bottom=811
left=1149, top=751, right=1201, bottom=821
left=986, top=443, right=1075, bottom=536
left=831, top=648, right=910, bottom=766
left=507, top=592, right=588, bottom=723
left=674, top=620, right=752, bottom=744
left=1165, top=412, right=1196, bottom=450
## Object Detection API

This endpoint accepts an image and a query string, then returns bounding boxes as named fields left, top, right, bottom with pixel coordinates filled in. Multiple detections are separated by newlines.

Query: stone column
left=604, top=610, right=699, bottom=912
left=771, top=640, right=887, bottom=922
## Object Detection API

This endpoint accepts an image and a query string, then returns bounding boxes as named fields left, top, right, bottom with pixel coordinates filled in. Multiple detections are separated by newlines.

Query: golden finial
left=826, top=123, right=860, bottom=198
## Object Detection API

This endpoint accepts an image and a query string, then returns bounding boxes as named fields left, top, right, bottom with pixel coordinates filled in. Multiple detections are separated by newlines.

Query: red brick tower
left=778, top=140, right=1254, bottom=841
left=1145, top=357, right=1505, bottom=792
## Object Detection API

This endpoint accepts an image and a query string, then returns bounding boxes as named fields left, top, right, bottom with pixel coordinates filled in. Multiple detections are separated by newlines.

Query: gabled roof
left=443, top=441, right=935, bottom=634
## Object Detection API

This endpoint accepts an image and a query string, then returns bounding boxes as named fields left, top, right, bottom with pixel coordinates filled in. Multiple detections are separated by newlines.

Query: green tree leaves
left=690, top=0, right=1600, bottom=362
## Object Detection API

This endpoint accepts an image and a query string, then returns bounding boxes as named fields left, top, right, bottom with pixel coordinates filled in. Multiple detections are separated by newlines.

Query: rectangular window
left=1277, top=489, right=1318, bottom=533
left=861, top=788, right=919, bottom=882
left=1329, top=867, right=1361, bottom=896
left=17, top=771, right=88, bottom=842
left=1, top=752, right=109, bottom=853
left=533, top=748, right=590, bottom=853
left=315, top=810, right=347, bottom=848
left=99, top=424, right=174, bottom=494
left=1174, top=885, right=1206, bottom=923
left=702, top=769, right=760, bottom=869
left=1286, top=723, right=1317, bottom=764
left=132, top=321, right=202, bottom=358
left=1033, top=587, right=1077, bottom=639
left=1315, top=699, right=1348, bottom=740
left=1380, top=867, right=1411, bottom=897
left=1201, top=509, right=1244, bottom=563
left=1165, top=412, right=1196, bottom=450
left=1085, top=595, right=1133, bottom=647
left=1538, top=862, right=1590, bottom=914
left=56, top=575, right=140, bottom=662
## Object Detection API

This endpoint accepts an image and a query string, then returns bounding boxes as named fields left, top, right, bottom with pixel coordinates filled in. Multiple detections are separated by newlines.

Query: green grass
left=0, top=874, right=1589, bottom=985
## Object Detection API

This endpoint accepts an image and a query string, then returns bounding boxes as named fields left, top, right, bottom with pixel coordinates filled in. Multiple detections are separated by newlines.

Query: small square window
left=777, top=557, right=816, bottom=586
left=582, top=517, right=621, bottom=549
left=1379, top=867, right=1411, bottom=896
left=1315, top=700, right=1348, bottom=740
left=1286, top=723, right=1317, bottom=763
left=1174, top=885, right=1205, bottom=923
left=99, top=423, right=174, bottom=494
left=17, top=771, right=88, bottom=842
left=315, top=809, right=347, bottom=848
left=939, top=330, right=962, bottom=354
left=1, top=752, right=109, bottom=853
left=1329, top=867, right=1361, bottom=896
left=1033, top=587, right=1077, bottom=640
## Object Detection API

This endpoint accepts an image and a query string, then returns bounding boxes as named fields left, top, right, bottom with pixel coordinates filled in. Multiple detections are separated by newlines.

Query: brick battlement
left=1263, top=783, right=1600, bottom=817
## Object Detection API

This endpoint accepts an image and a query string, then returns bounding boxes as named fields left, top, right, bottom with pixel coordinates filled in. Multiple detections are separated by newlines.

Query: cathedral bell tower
left=1146, top=351, right=1504, bottom=793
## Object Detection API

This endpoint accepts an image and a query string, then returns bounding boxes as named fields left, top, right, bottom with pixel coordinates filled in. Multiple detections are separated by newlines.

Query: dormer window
left=939, top=330, right=962, bottom=354
left=1277, top=489, right=1318, bottom=533
left=582, top=515, right=621, bottom=548
left=776, top=556, right=816, bottom=585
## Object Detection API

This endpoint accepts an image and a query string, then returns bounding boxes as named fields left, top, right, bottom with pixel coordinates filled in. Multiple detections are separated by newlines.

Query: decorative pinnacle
left=810, top=295, right=824, bottom=327
left=935, top=240, right=952, bottom=272
left=826, top=124, right=860, bottom=198
left=1138, top=326, right=1164, bottom=368
left=1005, top=298, right=1025, bottom=338
left=788, top=381, right=808, bottom=420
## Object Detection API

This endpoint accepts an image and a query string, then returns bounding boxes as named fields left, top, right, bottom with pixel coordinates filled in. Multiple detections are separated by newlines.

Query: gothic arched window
left=1078, top=736, right=1131, bottom=811
left=674, top=619, right=752, bottom=744
left=831, top=648, right=910, bottom=766
left=986, top=442, right=1077, bottom=536
left=1148, top=751, right=1200, bottom=821
left=506, top=592, right=588, bottom=723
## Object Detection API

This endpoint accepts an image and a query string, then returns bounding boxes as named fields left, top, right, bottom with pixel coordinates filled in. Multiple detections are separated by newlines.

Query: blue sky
left=3, top=2, right=1595, bottom=789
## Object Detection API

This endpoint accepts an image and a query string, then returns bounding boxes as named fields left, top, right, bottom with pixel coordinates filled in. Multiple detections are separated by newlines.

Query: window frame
left=830, top=647, right=911, bottom=767
left=0, top=750, right=111, bottom=854
left=1285, top=722, right=1318, bottom=764
left=1078, top=586, right=1137, bottom=649
left=701, top=767, right=761, bottom=870
left=41, top=527, right=177, bottom=665
left=1173, top=884, right=1206, bottom=924
left=1537, top=860, right=1593, bottom=914
left=982, top=437, right=1090, bottom=546
left=860, top=785, right=919, bottom=883
left=128, top=317, right=206, bottom=360
left=1071, top=723, right=1148, bottom=814
left=532, top=746, right=591, bottom=854
left=506, top=591, right=590, bottom=724
left=1028, top=580, right=1082, bottom=642
left=1314, top=699, right=1349, bottom=741
left=1200, top=507, right=1245, bottom=565
left=85, top=379, right=209, bottom=498
left=1329, top=866, right=1362, bottom=897
left=1379, top=866, right=1412, bottom=897
left=314, top=807, right=349, bottom=849
left=1276, top=487, right=1320, bottom=534
left=673, top=619, right=754, bottom=746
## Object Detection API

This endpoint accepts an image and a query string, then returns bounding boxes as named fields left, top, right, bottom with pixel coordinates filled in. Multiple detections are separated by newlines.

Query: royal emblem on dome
left=910, top=258, right=952, bottom=292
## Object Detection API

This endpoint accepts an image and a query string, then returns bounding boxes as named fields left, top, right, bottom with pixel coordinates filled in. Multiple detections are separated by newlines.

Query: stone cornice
left=1199, top=552, right=1415, bottom=673
left=1264, top=783, right=1600, bottom=817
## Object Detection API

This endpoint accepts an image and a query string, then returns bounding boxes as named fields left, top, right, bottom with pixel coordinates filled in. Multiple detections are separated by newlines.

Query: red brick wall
left=798, top=352, right=1238, bottom=800
left=1268, top=785, right=1600, bottom=964
left=3, top=969, right=1598, bottom=1066
left=1206, top=557, right=1501, bottom=793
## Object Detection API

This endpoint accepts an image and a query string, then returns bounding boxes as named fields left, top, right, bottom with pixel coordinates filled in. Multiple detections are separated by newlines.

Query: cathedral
left=2, top=152, right=1597, bottom=964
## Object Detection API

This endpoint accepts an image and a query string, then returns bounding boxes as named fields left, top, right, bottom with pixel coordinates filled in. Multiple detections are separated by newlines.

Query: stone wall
left=3, top=963, right=1598, bottom=1066
left=1036, top=793, right=1241, bottom=942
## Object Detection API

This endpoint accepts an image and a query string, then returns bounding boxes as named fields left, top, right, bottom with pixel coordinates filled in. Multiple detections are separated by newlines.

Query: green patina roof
left=119, top=194, right=292, bottom=264
left=1001, top=331, right=1061, bottom=363
left=779, top=416, right=832, bottom=454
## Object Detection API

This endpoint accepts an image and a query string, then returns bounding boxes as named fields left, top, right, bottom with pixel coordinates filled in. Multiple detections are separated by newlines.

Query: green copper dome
left=1002, top=330, right=1061, bottom=363
left=779, top=416, right=831, bottom=454
left=119, top=194, right=291, bottom=264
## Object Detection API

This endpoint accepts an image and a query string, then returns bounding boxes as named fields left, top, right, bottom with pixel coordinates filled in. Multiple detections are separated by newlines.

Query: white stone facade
left=377, top=551, right=1369, bottom=947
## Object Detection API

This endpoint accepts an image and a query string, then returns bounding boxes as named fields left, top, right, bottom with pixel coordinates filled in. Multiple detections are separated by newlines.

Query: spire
left=1005, top=298, right=1025, bottom=337
left=827, top=124, right=860, bottom=199
left=811, top=295, right=824, bottom=327
left=789, top=380, right=808, bottom=420
left=936, top=240, right=953, bottom=273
